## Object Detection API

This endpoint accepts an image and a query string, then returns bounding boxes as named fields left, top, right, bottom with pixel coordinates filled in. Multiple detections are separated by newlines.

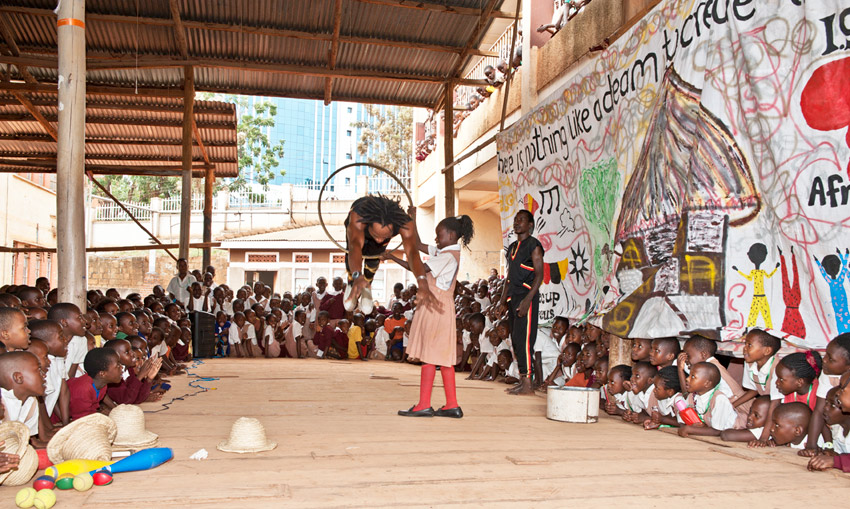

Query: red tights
left=413, top=364, right=459, bottom=411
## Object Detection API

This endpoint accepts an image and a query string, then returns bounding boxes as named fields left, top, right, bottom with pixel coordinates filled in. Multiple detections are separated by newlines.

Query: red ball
left=33, top=475, right=55, bottom=490
left=92, top=471, right=113, bottom=486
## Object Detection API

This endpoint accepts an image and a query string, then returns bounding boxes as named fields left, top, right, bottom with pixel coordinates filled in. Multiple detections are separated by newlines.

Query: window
left=345, top=177, right=351, bottom=185
left=347, top=107, right=353, bottom=113
left=294, top=268, right=310, bottom=293
left=246, top=253, right=279, bottom=263
left=294, top=254, right=310, bottom=263
left=346, top=153, right=352, bottom=160
left=332, top=254, right=346, bottom=264
left=346, top=130, right=352, bottom=136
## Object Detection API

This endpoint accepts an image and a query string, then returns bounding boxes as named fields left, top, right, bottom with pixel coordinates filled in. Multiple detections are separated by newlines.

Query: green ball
left=55, top=474, right=75, bottom=490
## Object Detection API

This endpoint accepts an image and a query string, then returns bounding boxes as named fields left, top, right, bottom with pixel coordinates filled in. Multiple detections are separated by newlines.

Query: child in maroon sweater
left=67, top=348, right=123, bottom=420
left=104, top=338, right=160, bottom=405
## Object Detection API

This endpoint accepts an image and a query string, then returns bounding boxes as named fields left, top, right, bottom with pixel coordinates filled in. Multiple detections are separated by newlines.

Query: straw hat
left=217, top=417, right=277, bottom=454
left=109, top=405, right=158, bottom=449
left=47, top=413, right=117, bottom=464
left=0, top=421, right=38, bottom=486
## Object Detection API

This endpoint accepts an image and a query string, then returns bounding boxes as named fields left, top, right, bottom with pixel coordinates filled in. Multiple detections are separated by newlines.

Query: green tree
left=352, top=105, right=412, bottom=177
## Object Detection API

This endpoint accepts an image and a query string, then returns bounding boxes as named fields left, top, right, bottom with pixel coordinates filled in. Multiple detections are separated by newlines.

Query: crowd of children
left=3, top=260, right=850, bottom=476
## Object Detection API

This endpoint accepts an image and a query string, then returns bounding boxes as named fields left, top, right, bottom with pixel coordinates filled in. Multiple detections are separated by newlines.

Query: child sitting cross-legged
left=603, top=364, right=632, bottom=416
left=677, top=362, right=739, bottom=438
left=66, top=347, right=123, bottom=420
left=0, top=351, right=47, bottom=445
left=643, top=366, right=684, bottom=430
left=720, top=395, right=771, bottom=443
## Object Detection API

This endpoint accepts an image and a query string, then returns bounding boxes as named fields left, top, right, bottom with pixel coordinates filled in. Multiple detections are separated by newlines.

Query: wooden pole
left=443, top=84, right=455, bottom=217
left=56, top=0, right=87, bottom=309
left=202, top=166, right=214, bottom=268
left=179, top=65, right=194, bottom=260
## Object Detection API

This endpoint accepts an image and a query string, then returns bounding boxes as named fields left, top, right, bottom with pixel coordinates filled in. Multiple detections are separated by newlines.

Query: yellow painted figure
left=732, top=243, right=779, bottom=329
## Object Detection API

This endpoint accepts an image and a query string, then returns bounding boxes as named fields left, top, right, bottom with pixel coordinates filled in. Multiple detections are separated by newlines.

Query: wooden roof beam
left=167, top=0, right=189, bottom=60
left=351, top=0, right=515, bottom=18
left=0, top=152, right=232, bottom=163
left=323, top=0, right=344, bottom=106
left=0, top=132, right=237, bottom=147
left=192, top=120, right=211, bottom=167
left=0, top=112, right=234, bottom=130
left=0, top=6, right=497, bottom=57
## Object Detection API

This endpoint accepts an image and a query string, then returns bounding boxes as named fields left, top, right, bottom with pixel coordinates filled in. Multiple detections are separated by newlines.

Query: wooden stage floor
left=3, top=358, right=849, bottom=508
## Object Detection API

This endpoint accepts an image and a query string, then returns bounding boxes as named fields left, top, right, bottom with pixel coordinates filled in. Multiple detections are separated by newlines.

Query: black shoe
left=434, top=406, right=463, bottom=418
left=398, top=406, right=435, bottom=417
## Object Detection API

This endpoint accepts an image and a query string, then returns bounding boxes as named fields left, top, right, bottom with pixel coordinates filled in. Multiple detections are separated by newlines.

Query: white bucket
left=546, top=386, right=600, bottom=423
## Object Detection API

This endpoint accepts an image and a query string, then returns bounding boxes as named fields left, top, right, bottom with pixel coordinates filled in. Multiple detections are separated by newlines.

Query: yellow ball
left=32, top=489, right=55, bottom=509
left=73, top=472, right=94, bottom=491
left=14, top=487, right=36, bottom=508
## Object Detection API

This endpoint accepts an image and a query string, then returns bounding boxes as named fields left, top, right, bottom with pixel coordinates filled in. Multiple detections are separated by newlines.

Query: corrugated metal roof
left=0, top=92, right=238, bottom=177
left=0, top=0, right=501, bottom=107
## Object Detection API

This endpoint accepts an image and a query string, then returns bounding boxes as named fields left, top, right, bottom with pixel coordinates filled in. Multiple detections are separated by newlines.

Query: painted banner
left=496, top=0, right=850, bottom=349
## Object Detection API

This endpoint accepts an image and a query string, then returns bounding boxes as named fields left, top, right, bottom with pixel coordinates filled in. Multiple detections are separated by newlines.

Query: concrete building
left=0, top=173, right=58, bottom=286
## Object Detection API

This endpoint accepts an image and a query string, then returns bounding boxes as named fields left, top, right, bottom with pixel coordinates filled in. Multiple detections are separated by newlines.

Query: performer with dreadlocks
left=343, top=195, right=439, bottom=314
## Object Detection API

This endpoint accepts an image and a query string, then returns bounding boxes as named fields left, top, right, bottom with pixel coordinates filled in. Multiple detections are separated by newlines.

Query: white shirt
left=153, top=341, right=169, bottom=357
left=480, top=334, right=495, bottom=354
left=652, top=394, right=682, bottom=418
left=375, top=328, right=390, bottom=355
left=626, top=385, right=654, bottom=413
left=817, top=371, right=841, bottom=399
left=533, top=328, right=561, bottom=360
left=222, top=301, right=233, bottom=317
left=426, top=244, right=460, bottom=291
left=190, top=295, right=206, bottom=312
left=742, top=357, right=782, bottom=400
left=506, top=360, right=520, bottom=379
left=474, top=295, right=491, bottom=309
left=243, top=323, right=257, bottom=346
left=291, top=321, right=303, bottom=340
left=831, top=424, right=850, bottom=454
left=613, top=391, right=628, bottom=410
left=228, top=325, right=242, bottom=345
left=1, top=388, right=39, bottom=435
left=690, top=391, right=736, bottom=431
left=461, top=330, right=471, bottom=350
left=166, top=274, right=196, bottom=304
left=66, top=335, right=88, bottom=378
left=264, top=325, right=275, bottom=343
left=44, top=355, right=66, bottom=415
left=789, top=434, right=824, bottom=450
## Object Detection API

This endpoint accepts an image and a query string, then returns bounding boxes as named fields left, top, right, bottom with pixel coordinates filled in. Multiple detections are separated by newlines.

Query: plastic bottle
left=675, top=399, right=702, bottom=426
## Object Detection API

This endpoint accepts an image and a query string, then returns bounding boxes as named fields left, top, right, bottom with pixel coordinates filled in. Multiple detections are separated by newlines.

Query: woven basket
left=0, top=421, right=38, bottom=486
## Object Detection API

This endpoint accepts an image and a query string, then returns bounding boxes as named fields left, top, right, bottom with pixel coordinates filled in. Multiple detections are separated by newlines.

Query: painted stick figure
left=814, top=248, right=850, bottom=334
left=732, top=243, right=779, bottom=329
left=778, top=246, right=805, bottom=338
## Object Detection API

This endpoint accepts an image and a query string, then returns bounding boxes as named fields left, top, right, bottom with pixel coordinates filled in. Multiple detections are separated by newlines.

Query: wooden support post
left=608, top=336, right=634, bottom=372
left=56, top=0, right=87, bottom=309
left=443, top=84, right=455, bottom=217
left=179, top=65, right=194, bottom=260
left=202, top=166, right=214, bottom=269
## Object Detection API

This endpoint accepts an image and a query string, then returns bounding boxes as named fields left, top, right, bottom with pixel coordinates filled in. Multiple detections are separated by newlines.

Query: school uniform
left=348, top=325, right=362, bottom=359
left=505, top=359, right=520, bottom=380
left=816, top=371, right=842, bottom=399
left=742, top=355, right=783, bottom=400
left=406, top=244, right=460, bottom=366
left=831, top=424, right=850, bottom=454
left=626, top=385, right=655, bottom=414
left=374, top=328, right=390, bottom=356
left=0, top=388, right=39, bottom=435
left=227, top=325, right=242, bottom=346
left=190, top=295, right=206, bottom=312
left=683, top=388, right=737, bottom=431
left=533, top=327, right=562, bottom=380
left=648, top=393, right=682, bottom=418
left=66, top=335, right=88, bottom=378
left=264, top=324, right=281, bottom=358
left=44, top=354, right=67, bottom=417
left=474, top=295, right=491, bottom=310
left=166, top=274, right=196, bottom=304
left=106, top=367, right=151, bottom=405
left=67, top=373, right=109, bottom=421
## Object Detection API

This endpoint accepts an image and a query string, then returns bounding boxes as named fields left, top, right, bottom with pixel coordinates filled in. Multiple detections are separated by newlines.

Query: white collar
left=435, top=244, right=461, bottom=254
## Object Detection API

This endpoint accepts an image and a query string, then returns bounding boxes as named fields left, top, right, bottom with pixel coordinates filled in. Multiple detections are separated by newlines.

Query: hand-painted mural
left=496, top=0, right=850, bottom=348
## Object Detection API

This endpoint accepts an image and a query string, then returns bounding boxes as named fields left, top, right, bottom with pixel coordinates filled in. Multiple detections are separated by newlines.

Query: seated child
left=363, top=318, right=381, bottom=360
left=0, top=351, right=46, bottom=441
left=496, top=349, right=520, bottom=384
left=348, top=314, right=364, bottom=361
left=678, top=336, right=749, bottom=429
left=738, top=329, right=783, bottom=446
left=172, top=326, right=192, bottom=362
left=720, top=395, right=771, bottom=442
left=544, top=343, right=580, bottom=388
left=372, top=314, right=390, bottom=360
left=67, top=348, right=123, bottom=420
left=313, top=311, right=334, bottom=358
left=287, top=309, right=307, bottom=358
left=243, top=309, right=261, bottom=357
left=649, top=337, right=680, bottom=369
left=677, top=362, right=738, bottom=437
left=770, top=401, right=815, bottom=449
left=0, top=307, right=31, bottom=351
left=565, top=342, right=601, bottom=388
left=188, top=282, right=208, bottom=312
left=809, top=375, right=850, bottom=472
left=459, top=313, right=485, bottom=371
left=822, top=386, right=850, bottom=454
left=326, top=319, right=351, bottom=360
left=623, top=361, right=656, bottom=424
left=603, top=365, right=633, bottom=416
left=775, top=351, right=821, bottom=410
left=228, top=312, right=246, bottom=358
left=29, top=319, right=70, bottom=425
left=214, top=311, right=231, bottom=358
left=47, top=303, right=87, bottom=378
left=644, top=365, right=683, bottom=429
left=804, top=335, right=850, bottom=456
left=264, top=313, right=281, bottom=358
left=104, top=338, right=159, bottom=405
left=114, top=312, right=138, bottom=340
left=25, top=338, right=59, bottom=440
left=535, top=316, right=568, bottom=386
left=631, top=338, right=652, bottom=362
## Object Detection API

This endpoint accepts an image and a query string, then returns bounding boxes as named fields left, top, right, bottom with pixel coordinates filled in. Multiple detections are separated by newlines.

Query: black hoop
left=317, top=162, right=414, bottom=259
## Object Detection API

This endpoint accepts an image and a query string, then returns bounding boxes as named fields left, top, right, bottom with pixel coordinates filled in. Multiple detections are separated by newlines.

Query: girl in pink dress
left=384, top=214, right=475, bottom=418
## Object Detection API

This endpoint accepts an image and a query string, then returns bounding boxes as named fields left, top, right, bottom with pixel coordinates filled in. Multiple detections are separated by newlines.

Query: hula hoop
left=317, top=162, right=414, bottom=259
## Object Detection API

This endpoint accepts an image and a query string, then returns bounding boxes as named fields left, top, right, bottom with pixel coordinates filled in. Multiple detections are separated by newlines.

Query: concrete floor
left=3, top=358, right=850, bottom=508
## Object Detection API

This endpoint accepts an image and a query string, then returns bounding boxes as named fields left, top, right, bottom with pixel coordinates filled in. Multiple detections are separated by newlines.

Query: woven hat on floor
left=0, top=421, right=38, bottom=486
left=47, top=412, right=117, bottom=464
left=109, top=404, right=158, bottom=449
left=217, top=417, right=277, bottom=454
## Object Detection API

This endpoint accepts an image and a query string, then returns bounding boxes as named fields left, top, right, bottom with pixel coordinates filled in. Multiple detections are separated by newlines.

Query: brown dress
left=406, top=250, right=460, bottom=367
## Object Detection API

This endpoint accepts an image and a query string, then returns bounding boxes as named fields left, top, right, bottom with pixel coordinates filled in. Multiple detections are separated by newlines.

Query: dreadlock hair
left=438, top=215, right=475, bottom=248
left=831, top=333, right=850, bottom=362
left=352, top=195, right=411, bottom=235
left=779, top=351, right=822, bottom=383
left=655, top=365, right=681, bottom=393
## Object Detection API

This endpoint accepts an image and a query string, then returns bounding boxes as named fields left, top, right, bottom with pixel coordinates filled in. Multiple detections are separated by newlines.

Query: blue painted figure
left=814, top=248, right=850, bottom=334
